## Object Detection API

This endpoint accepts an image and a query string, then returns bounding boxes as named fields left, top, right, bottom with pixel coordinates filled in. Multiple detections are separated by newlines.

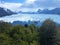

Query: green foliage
left=39, top=19, right=57, bottom=45
left=0, top=19, right=60, bottom=45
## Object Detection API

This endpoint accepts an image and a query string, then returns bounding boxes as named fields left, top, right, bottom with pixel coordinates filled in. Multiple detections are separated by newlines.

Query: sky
left=0, top=0, right=60, bottom=12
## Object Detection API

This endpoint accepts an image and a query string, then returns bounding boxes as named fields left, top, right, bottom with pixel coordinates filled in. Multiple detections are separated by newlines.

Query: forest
left=0, top=19, right=60, bottom=45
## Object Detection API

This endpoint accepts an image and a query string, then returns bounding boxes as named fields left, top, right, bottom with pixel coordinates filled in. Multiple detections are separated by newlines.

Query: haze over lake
left=0, top=14, right=60, bottom=24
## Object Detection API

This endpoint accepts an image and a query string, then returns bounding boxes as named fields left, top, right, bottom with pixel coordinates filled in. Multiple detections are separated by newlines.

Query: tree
left=39, top=19, right=57, bottom=45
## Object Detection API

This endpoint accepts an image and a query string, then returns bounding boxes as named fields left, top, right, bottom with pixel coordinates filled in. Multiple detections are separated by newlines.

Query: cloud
left=0, top=2, right=22, bottom=12
left=0, top=0, right=60, bottom=12
left=20, top=0, right=60, bottom=11
left=19, top=0, right=37, bottom=12
left=34, top=0, right=60, bottom=8
left=20, top=0, right=36, bottom=8
left=26, top=0, right=36, bottom=4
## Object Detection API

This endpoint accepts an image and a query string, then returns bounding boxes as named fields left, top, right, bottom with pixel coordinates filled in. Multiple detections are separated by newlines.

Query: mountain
left=38, top=9, right=50, bottom=14
left=18, top=8, right=60, bottom=14
left=0, top=7, right=16, bottom=17
left=50, top=8, right=60, bottom=14
left=37, top=8, right=60, bottom=14
left=18, top=11, right=37, bottom=14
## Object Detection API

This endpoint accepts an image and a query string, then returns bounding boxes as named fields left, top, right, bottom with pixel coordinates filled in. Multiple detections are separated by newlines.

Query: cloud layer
left=0, top=0, right=60, bottom=12
left=21, top=0, right=60, bottom=9
left=0, top=2, right=22, bottom=12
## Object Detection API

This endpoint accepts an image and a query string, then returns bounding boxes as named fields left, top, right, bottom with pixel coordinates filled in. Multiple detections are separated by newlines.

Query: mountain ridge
left=18, top=8, right=60, bottom=14
left=0, top=7, right=16, bottom=17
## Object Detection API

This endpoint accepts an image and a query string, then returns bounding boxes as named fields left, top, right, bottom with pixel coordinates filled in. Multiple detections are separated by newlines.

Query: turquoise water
left=0, top=14, right=60, bottom=23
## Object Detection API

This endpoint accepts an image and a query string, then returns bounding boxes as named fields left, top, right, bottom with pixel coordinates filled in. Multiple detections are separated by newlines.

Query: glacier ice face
left=0, top=14, right=60, bottom=24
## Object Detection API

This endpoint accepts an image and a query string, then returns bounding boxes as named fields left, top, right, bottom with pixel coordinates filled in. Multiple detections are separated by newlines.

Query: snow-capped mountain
left=0, top=7, right=16, bottom=17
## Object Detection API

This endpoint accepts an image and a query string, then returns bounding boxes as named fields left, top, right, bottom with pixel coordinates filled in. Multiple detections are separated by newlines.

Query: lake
left=0, top=14, right=60, bottom=24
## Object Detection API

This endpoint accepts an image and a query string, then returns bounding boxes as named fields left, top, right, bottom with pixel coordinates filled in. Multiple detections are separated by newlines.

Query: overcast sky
left=0, top=0, right=60, bottom=12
